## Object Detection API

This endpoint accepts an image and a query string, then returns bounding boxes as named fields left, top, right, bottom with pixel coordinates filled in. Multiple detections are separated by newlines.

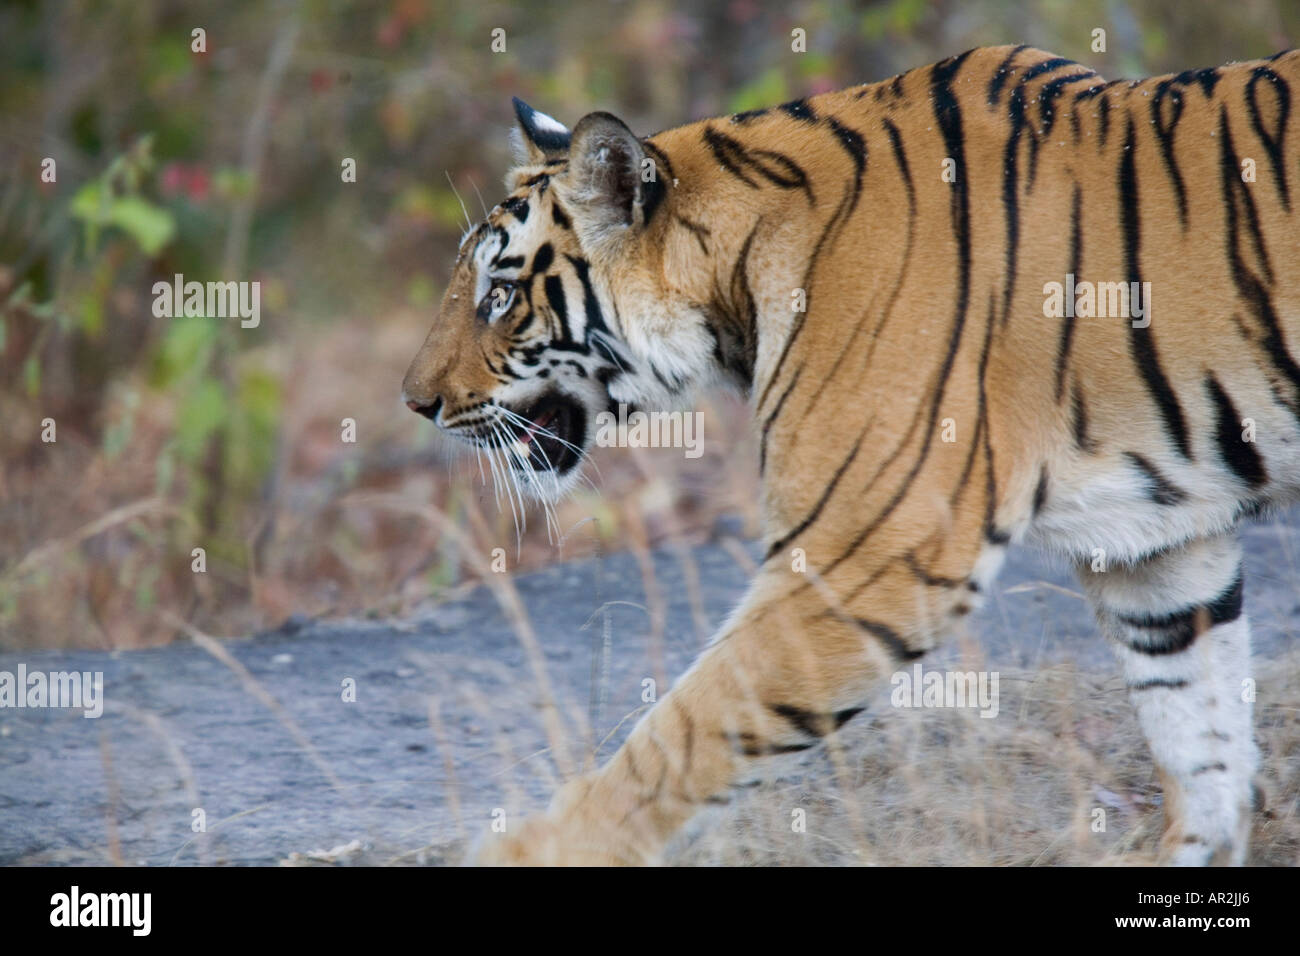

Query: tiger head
left=402, top=99, right=717, bottom=503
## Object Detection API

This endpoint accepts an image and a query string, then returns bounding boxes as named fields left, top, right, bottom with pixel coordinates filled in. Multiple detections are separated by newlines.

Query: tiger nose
left=404, top=395, right=441, bottom=421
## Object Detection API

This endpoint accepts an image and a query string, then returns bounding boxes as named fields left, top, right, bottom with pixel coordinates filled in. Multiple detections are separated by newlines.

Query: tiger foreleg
left=473, top=568, right=920, bottom=865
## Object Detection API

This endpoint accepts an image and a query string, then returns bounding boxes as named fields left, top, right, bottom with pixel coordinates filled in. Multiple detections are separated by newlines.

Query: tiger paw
left=469, top=813, right=646, bottom=866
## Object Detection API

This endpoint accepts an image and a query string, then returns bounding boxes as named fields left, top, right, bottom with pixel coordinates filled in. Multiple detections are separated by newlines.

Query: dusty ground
left=1, top=511, right=1298, bottom=866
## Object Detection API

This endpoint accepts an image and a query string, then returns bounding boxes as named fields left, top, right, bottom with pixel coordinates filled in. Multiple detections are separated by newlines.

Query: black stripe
left=986, top=44, right=1028, bottom=105
left=1019, top=56, right=1080, bottom=83
left=826, top=116, right=867, bottom=213
left=1208, top=569, right=1246, bottom=623
left=779, top=98, right=817, bottom=122
left=1115, top=570, right=1243, bottom=655
left=701, top=127, right=813, bottom=200
left=1205, top=373, right=1268, bottom=488
left=500, top=195, right=529, bottom=222
left=567, top=255, right=609, bottom=340
left=1015, top=57, right=1081, bottom=187
left=641, top=139, right=676, bottom=184
left=903, top=553, right=965, bottom=589
left=1032, top=465, right=1050, bottom=516
left=1054, top=184, right=1083, bottom=400
left=1071, top=84, right=1106, bottom=105
left=1120, top=118, right=1193, bottom=459
left=1039, top=70, right=1096, bottom=136
left=976, top=293, right=1000, bottom=536
left=1218, top=109, right=1300, bottom=421
left=768, top=703, right=864, bottom=739
left=703, top=126, right=760, bottom=187
left=1218, top=108, right=1275, bottom=284
left=748, top=148, right=815, bottom=201
left=1123, top=451, right=1187, bottom=505
left=639, top=168, right=666, bottom=224
left=1192, top=762, right=1229, bottom=775
left=1071, top=384, right=1097, bottom=452
left=878, top=118, right=917, bottom=333
left=543, top=275, right=569, bottom=341
left=999, top=78, right=1026, bottom=329
left=1173, top=67, right=1221, bottom=98
left=1128, top=677, right=1190, bottom=691
left=754, top=184, right=854, bottom=414
left=1151, top=80, right=1189, bottom=226
left=1244, top=66, right=1291, bottom=211
left=764, top=428, right=865, bottom=559
left=530, top=242, right=553, bottom=275
left=881, top=118, right=914, bottom=201
left=674, top=214, right=711, bottom=254
left=853, top=618, right=925, bottom=662
left=731, top=733, right=814, bottom=757
left=713, top=222, right=759, bottom=390
left=550, top=201, right=571, bottom=229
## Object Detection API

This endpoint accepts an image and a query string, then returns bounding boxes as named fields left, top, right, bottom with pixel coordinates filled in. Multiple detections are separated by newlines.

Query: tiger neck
left=648, top=116, right=855, bottom=400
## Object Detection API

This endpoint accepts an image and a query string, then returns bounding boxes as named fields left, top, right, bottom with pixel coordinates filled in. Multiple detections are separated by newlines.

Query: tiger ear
left=564, top=111, right=661, bottom=245
left=511, top=97, right=571, bottom=165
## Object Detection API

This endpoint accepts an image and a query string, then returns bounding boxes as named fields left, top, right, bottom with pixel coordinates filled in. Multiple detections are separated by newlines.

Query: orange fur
left=404, top=47, right=1300, bottom=865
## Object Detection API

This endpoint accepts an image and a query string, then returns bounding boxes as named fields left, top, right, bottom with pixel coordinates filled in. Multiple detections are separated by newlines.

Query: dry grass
left=0, top=310, right=761, bottom=650
left=423, top=650, right=1300, bottom=866
left=674, top=655, right=1299, bottom=866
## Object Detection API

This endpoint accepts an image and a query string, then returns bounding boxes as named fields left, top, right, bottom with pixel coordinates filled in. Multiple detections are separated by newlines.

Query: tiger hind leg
left=1079, top=532, right=1258, bottom=865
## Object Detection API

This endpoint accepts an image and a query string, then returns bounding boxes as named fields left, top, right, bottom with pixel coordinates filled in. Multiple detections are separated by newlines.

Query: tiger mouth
left=499, top=394, right=586, bottom=474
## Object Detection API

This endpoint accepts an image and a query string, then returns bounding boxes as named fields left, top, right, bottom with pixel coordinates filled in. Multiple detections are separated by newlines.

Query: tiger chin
left=403, top=45, right=1300, bottom=866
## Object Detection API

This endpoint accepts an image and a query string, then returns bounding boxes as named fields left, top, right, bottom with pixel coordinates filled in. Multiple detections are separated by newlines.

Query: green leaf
left=726, top=68, right=788, bottom=115
left=23, top=355, right=40, bottom=397
left=106, top=196, right=175, bottom=256
left=69, top=179, right=107, bottom=221
left=175, top=377, right=228, bottom=461
left=152, top=315, right=216, bottom=387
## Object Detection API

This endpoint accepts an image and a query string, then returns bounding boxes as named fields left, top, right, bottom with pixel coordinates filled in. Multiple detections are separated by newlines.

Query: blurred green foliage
left=0, top=0, right=1295, bottom=645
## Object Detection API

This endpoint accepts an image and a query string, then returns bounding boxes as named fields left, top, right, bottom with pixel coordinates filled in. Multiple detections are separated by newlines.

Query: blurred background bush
left=1, top=0, right=1295, bottom=649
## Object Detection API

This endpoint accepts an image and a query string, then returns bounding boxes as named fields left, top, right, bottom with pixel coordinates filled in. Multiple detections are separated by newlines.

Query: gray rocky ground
left=2, top=511, right=1297, bottom=865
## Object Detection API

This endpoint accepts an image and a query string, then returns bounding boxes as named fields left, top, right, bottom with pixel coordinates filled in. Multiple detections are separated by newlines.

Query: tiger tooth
left=514, top=441, right=531, bottom=459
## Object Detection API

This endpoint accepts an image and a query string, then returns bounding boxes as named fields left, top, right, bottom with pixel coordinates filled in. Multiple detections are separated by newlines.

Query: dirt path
left=2, top=513, right=1297, bottom=865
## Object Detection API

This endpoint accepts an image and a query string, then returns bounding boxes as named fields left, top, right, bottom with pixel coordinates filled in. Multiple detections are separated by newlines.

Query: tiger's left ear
left=511, top=98, right=571, bottom=165
left=563, top=111, right=662, bottom=245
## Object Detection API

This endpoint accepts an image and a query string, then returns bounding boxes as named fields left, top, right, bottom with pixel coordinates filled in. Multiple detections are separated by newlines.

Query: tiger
left=400, top=45, right=1300, bottom=865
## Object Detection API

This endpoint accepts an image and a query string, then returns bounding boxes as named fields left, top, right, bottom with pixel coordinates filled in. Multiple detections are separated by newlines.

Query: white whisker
left=445, top=170, right=474, bottom=234
left=468, top=175, right=491, bottom=221
left=488, top=421, right=527, bottom=549
left=493, top=405, right=603, bottom=487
